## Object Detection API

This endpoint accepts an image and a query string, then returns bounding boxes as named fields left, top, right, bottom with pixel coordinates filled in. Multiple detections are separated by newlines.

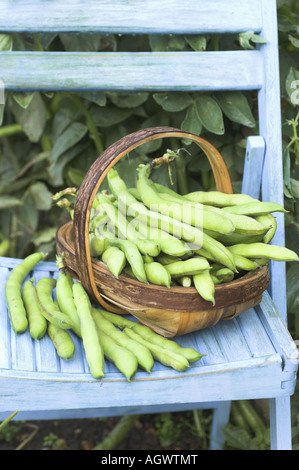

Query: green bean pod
left=107, top=168, right=204, bottom=248
left=176, top=275, right=192, bottom=287
left=107, top=238, right=148, bottom=284
left=56, top=256, right=81, bottom=337
left=22, top=278, right=48, bottom=340
left=96, top=329, right=138, bottom=381
left=136, top=164, right=235, bottom=235
left=92, top=308, right=154, bottom=373
left=181, top=188, right=258, bottom=207
left=47, top=322, right=75, bottom=360
left=228, top=242, right=299, bottom=262
left=255, top=214, right=277, bottom=244
left=89, top=233, right=108, bottom=257
left=130, top=323, right=203, bottom=363
left=124, top=327, right=190, bottom=371
left=101, top=246, right=126, bottom=278
left=229, top=253, right=260, bottom=271
left=222, top=201, right=288, bottom=216
left=5, top=252, right=46, bottom=334
left=128, top=216, right=192, bottom=258
left=165, top=256, right=210, bottom=278
left=193, top=270, right=216, bottom=305
left=100, top=309, right=139, bottom=329
left=72, top=282, right=105, bottom=379
left=144, top=261, right=171, bottom=288
left=96, top=193, right=160, bottom=257
left=202, top=205, right=268, bottom=236
left=36, top=277, right=74, bottom=330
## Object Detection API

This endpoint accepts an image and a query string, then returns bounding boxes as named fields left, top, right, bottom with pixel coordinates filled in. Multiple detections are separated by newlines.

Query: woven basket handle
left=73, top=126, right=233, bottom=307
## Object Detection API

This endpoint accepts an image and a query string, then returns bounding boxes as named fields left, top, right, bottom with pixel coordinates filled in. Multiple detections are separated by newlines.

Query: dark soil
left=0, top=410, right=212, bottom=451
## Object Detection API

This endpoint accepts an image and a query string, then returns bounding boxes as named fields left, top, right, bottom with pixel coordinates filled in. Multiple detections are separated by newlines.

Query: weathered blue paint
left=0, top=0, right=262, bottom=34
left=0, top=0, right=297, bottom=451
left=0, top=51, right=263, bottom=92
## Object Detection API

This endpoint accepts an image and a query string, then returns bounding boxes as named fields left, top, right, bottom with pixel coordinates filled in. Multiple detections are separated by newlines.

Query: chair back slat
left=0, top=50, right=263, bottom=92
left=0, top=0, right=262, bottom=34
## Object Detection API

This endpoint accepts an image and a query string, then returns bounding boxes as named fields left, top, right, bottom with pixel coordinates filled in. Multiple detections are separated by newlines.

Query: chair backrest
left=0, top=0, right=285, bottom=319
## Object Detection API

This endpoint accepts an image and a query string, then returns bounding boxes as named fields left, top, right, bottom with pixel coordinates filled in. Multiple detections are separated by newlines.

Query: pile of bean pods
left=4, top=252, right=204, bottom=380
left=53, top=151, right=298, bottom=307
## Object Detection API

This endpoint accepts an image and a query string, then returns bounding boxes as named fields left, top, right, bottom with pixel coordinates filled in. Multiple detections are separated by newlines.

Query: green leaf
left=49, top=141, right=90, bottom=187
left=50, top=122, right=88, bottom=165
left=285, top=67, right=299, bottom=105
left=0, top=195, right=23, bottom=209
left=76, top=91, right=107, bottom=107
left=180, top=102, right=203, bottom=140
left=153, top=92, right=193, bottom=112
left=288, top=34, right=299, bottom=49
left=149, top=34, right=187, bottom=52
left=28, top=182, right=52, bottom=211
left=12, top=92, right=35, bottom=109
left=106, top=92, right=149, bottom=109
left=238, top=31, right=267, bottom=50
left=196, top=95, right=225, bottom=135
left=0, top=34, right=12, bottom=51
left=91, top=105, right=132, bottom=127
left=10, top=92, right=47, bottom=143
left=287, top=263, right=299, bottom=314
left=216, top=92, right=256, bottom=128
left=185, top=35, right=207, bottom=51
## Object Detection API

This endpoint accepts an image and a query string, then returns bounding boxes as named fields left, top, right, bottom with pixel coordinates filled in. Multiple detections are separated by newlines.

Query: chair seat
left=0, top=256, right=298, bottom=421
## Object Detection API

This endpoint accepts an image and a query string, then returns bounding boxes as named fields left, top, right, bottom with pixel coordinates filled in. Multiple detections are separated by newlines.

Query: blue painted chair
left=0, top=0, right=298, bottom=450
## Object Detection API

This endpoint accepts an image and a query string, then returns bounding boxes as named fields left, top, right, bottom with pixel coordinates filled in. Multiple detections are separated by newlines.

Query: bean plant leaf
left=90, top=105, right=132, bottom=127
left=184, top=35, right=207, bottom=51
left=106, top=92, right=149, bottom=108
left=10, top=92, right=47, bottom=143
left=238, top=31, right=267, bottom=50
left=149, top=34, right=186, bottom=52
left=153, top=92, right=193, bottom=112
left=285, top=67, right=299, bottom=105
left=28, top=182, right=53, bottom=211
left=195, top=95, right=225, bottom=135
left=0, top=195, right=23, bottom=209
left=12, top=92, right=35, bottom=109
left=216, top=92, right=256, bottom=128
left=0, top=33, right=12, bottom=51
left=50, top=122, right=88, bottom=165
left=287, top=263, right=299, bottom=314
left=180, top=101, right=203, bottom=140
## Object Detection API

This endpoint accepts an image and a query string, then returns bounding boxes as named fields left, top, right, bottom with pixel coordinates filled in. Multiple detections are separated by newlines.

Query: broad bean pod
left=107, top=238, right=148, bottom=284
left=124, top=327, right=190, bottom=371
left=165, top=256, right=210, bottom=278
left=193, top=270, right=215, bottom=305
left=5, top=252, right=46, bottom=334
left=136, top=164, right=235, bottom=235
left=56, top=256, right=81, bottom=337
left=180, top=188, right=258, bottom=207
left=22, top=278, right=48, bottom=340
left=72, top=282, right=105, bottom=379
left=223, top=201, right=287, bottom=216
left=96, top=193, right=160, bottom=257
left=101, top=246, right=126, bottom=278
left=144, top=261, right=171, bottom=288
left=35, top=277, right=74, bottom=330
left=255, top=214, right=277, bottom=244
left=92, top=308, right=154, bottom=373
left=96, top=328, right=138, bottom=381
left=47, top=322, right=75, bottom=360
left=228, top=242, right=299, bottom=262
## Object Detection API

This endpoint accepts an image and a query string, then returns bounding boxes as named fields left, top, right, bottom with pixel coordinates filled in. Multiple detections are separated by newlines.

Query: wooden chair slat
left=0, top=0, right=262, bottom=34
left=0, top=51, right=263, bottom=92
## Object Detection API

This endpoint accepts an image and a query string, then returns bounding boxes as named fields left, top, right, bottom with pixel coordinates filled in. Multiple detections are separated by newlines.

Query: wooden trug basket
left=56, top=127, right=270, bottom=338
